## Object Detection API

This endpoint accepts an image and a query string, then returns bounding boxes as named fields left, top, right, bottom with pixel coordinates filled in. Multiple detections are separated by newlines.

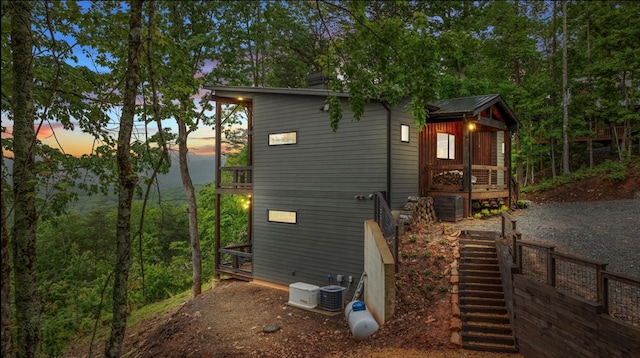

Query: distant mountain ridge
left=155, top=153, right=218, bottom=188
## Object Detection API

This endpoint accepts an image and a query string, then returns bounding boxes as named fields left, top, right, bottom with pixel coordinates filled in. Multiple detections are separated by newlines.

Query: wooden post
left=596, top=263, right=607, bottom=304
left=463, top=118, right=472, bottom=217
left=214, top=100, right=222, bottom=279
left=547, top=247, right=556, bottom=287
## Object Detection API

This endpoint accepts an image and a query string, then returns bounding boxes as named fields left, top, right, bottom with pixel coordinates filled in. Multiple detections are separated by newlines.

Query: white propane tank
left=344, top=300, right=379, bottom=341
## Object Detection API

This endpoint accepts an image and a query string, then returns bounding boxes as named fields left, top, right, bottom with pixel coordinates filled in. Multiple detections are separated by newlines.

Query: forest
left=1, top=1, right=639, bottom=357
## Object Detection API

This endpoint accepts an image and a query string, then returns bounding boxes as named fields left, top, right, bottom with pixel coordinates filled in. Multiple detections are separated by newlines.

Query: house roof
left=428, top=94, right=520, bottom=132
left=206, top=85, right=350, bottom=101
left=206, top=85, right=520, bottom=132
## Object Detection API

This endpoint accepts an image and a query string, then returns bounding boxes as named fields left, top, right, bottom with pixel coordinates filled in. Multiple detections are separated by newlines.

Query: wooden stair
left=459, top=231, right=518, bottom=353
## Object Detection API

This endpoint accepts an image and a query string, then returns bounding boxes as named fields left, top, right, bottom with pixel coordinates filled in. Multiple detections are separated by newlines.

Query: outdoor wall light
left=320, top=103, right=330, bottom=111
left=468, top=122, right=476, bottom=131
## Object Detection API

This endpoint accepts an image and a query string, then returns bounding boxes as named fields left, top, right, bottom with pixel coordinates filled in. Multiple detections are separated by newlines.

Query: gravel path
left=453, top=199, right=640, bottom=278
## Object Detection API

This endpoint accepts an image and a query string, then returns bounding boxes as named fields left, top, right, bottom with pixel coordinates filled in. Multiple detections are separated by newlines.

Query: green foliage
left=423, top=251, right=431, bottom=259
left=409, top=235, right=417, bottom=243
left=481, top=209, right=490, bottom=217
left=439, top=286, right=449, bottom=293
left=426, top=284, right=435, bottom=291
left=408, top=269, right=415, bottom=277
left=473, top=213, right=483, bottom=219
left=423, top=269, right=431, bottom=276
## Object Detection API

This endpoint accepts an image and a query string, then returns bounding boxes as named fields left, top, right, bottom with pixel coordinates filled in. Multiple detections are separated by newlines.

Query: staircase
left=459, top=231, right=517, bottom=353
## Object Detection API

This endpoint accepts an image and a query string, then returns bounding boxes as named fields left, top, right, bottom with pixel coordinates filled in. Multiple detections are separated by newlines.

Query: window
left=437, top=133, right=455, bottom=160
left=269, top=131, right=297, bottom=146
left=268, top=210, right=297, bottom=224
left=400, top=124, right=410, bottom=142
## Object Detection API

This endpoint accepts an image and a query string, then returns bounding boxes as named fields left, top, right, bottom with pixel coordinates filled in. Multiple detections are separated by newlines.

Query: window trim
left=400, top=124, right=410, bottom=143
left=436, top=132, right=456, bottom=160
left=267, top=209, right=297, bottom=224
left=268, top=131, right=297, bottom=146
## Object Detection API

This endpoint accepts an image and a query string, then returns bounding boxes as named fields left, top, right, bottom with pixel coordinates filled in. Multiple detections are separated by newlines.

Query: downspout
left=381, top=102, right=392, bottom=205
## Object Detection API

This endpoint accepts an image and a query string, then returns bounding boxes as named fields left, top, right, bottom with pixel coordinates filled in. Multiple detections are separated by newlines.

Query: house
left=421, top=94, right=521, bottom=217
left=207, top=85, right=520, bottom=297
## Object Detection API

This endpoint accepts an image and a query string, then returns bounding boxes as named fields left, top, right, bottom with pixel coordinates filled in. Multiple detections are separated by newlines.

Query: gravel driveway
left=455, top=199, right=640, bottom=278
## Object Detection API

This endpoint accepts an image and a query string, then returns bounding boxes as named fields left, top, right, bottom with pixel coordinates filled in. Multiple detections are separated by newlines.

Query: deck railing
left=218, top=243, right=252, bottom=278
left=426, top=164, right=508, bottom=191
left=501, top=212, right=640, bottom=327
left=373, top=192, right=398, bottom=272
left=219, top=166, right=252, bottom=189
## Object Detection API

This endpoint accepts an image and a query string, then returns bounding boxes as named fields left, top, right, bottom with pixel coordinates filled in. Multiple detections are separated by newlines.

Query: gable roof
left=428, top=94, right=520, bottom=132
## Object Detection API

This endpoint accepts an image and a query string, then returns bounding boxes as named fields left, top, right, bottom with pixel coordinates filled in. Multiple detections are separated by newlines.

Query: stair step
left=462, top=313, right=510, bottom=325
left=464, top=323, right=513, bottom=335
left=461, top=251, right=498, bottom=258
left=460, top=297, right=506, bottom=306
left=462, top=332, right=516, bottom=346
left=459, top=240, right=494, bottom=247
left=459, top=263, right=500, bottom=271
left=460, top=276, right=502, bottom=285
left=460, top=283, right=504, bottom=292
left=460, top=258, right=499, bottom=265
left=459, top=290, right=504, bottom=299
left=460, top=269, right=501, bottom=277
left=461, top=305, right=508, bottom=315
left=462, top=341, right=519, bottom=353
left=460, top=246, right=496, bottom=253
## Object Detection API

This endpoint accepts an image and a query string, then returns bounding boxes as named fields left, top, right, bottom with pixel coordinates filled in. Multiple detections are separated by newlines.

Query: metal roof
left=429, top=94, right=520, bottom=131
left=206, top=85, right=350, bottom=99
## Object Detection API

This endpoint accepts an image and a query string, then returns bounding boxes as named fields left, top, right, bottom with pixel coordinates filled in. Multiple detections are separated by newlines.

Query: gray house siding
left=252, top=93, right=389, bottom=290
left=390, top=100, right=419, bottom=210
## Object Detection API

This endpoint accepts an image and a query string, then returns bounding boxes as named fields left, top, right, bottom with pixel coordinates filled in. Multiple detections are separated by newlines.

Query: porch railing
left=218, top=243, right=252, bottom=278
left=373, top=192, right=398, bottom=272
left=219, top=166, right=252, bottom=190
left=426, top=164, right=508, bottom=191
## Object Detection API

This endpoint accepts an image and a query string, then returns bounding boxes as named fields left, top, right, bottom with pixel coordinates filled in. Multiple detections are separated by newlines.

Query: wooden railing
left=219, top=166, right=252, bottom=189
left=218, top=243, right=252, bottom=278
left=501, top=212, right=640, bottom=327
left=426, top=164, right=508, bottom=191
left=373, top=192, right=398, bottom=272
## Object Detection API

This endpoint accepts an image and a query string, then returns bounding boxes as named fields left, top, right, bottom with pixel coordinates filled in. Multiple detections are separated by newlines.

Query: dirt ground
left=64, top=165, right=639, bottom=358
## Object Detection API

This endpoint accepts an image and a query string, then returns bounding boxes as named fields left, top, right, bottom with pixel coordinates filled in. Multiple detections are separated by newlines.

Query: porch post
left=214, top=100, right=222, bottom=279
left=463, top=117, right=472, bottom=217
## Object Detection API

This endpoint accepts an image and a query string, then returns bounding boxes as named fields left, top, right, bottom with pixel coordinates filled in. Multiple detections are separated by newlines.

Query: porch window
left=268, top=210, right=297, bottom=224
left=269, top=131, right=297, bottom=146
left=400, top=124, right=410, bottom=142
left=437, top=133, right=455, bottom=160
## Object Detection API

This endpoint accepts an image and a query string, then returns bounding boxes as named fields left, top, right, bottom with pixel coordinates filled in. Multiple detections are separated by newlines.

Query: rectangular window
left=268, top=210, right=297, bottom=224
left=400, top=124, right=410, bottom=142
left=269, top=131, right=297, bottom=146
left=437, top=133, right=456, bottom=160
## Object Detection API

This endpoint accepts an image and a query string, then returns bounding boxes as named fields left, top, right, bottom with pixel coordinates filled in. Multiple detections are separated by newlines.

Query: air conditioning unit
left=288, top=282, right=319, bottom=309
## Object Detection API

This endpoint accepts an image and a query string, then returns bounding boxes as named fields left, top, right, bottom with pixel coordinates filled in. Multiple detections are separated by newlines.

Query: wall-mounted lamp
left=468, top=122, right=476, bottom=131
left=320, top=103, right=330, bottom=112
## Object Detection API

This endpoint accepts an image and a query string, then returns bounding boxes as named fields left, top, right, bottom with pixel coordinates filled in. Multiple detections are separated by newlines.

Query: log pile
left=398, top=196, right=438, bottom=231
left=432, top=170, right=463, bottom=186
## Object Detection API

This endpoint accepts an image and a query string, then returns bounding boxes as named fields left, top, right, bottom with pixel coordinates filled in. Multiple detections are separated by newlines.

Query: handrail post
left=513, top=231, right=521, bottom=266
left=547, top=247, right=556, bottom=286
left=602, top=274, right=609, bottom=314
left=596, top=263, right=607, bottom=304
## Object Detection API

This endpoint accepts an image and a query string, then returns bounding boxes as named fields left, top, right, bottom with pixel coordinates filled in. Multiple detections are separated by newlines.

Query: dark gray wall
left=251, top=93, right=389, bottom=293
left=390, top=99, right=419, bottom=210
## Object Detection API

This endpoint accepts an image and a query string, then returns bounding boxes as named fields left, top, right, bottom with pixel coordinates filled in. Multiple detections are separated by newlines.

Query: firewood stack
left=432, top=170, right=464, bottom=186
left=398, top=196, right=438, bottom=231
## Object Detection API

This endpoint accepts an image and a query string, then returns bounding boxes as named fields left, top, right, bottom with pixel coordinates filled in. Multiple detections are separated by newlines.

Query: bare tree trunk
left=1, top=147, right=13, bottom=358
left=178, top=120, right=203, bottom=297
left=561, top=0, right=570, bottom=174
left=10, top=2, right=40, bottom=357
left=104, top=1, right=143, bottom=357
left=550, top=0, right=558, bottom=179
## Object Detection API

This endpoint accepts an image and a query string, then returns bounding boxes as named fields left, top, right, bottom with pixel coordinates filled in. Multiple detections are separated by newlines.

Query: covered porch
left=419, top=94, right=520, bottom=217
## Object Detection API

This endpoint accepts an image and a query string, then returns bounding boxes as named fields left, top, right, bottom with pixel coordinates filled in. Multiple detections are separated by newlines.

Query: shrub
left=473, top=213, right=483, bottom=219
left=409, top=235, right=417, bottom=243
left=408, top=269, right=416, bottom=277
left=424, top=251, right=431, bottom=258
left=481, top=208, right=490, bottom=216
left=423, top=269, right=432, bottom=276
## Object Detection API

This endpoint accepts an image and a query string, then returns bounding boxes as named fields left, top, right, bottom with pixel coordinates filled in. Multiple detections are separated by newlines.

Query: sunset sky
left=2, top=101, right=240, bottom=158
